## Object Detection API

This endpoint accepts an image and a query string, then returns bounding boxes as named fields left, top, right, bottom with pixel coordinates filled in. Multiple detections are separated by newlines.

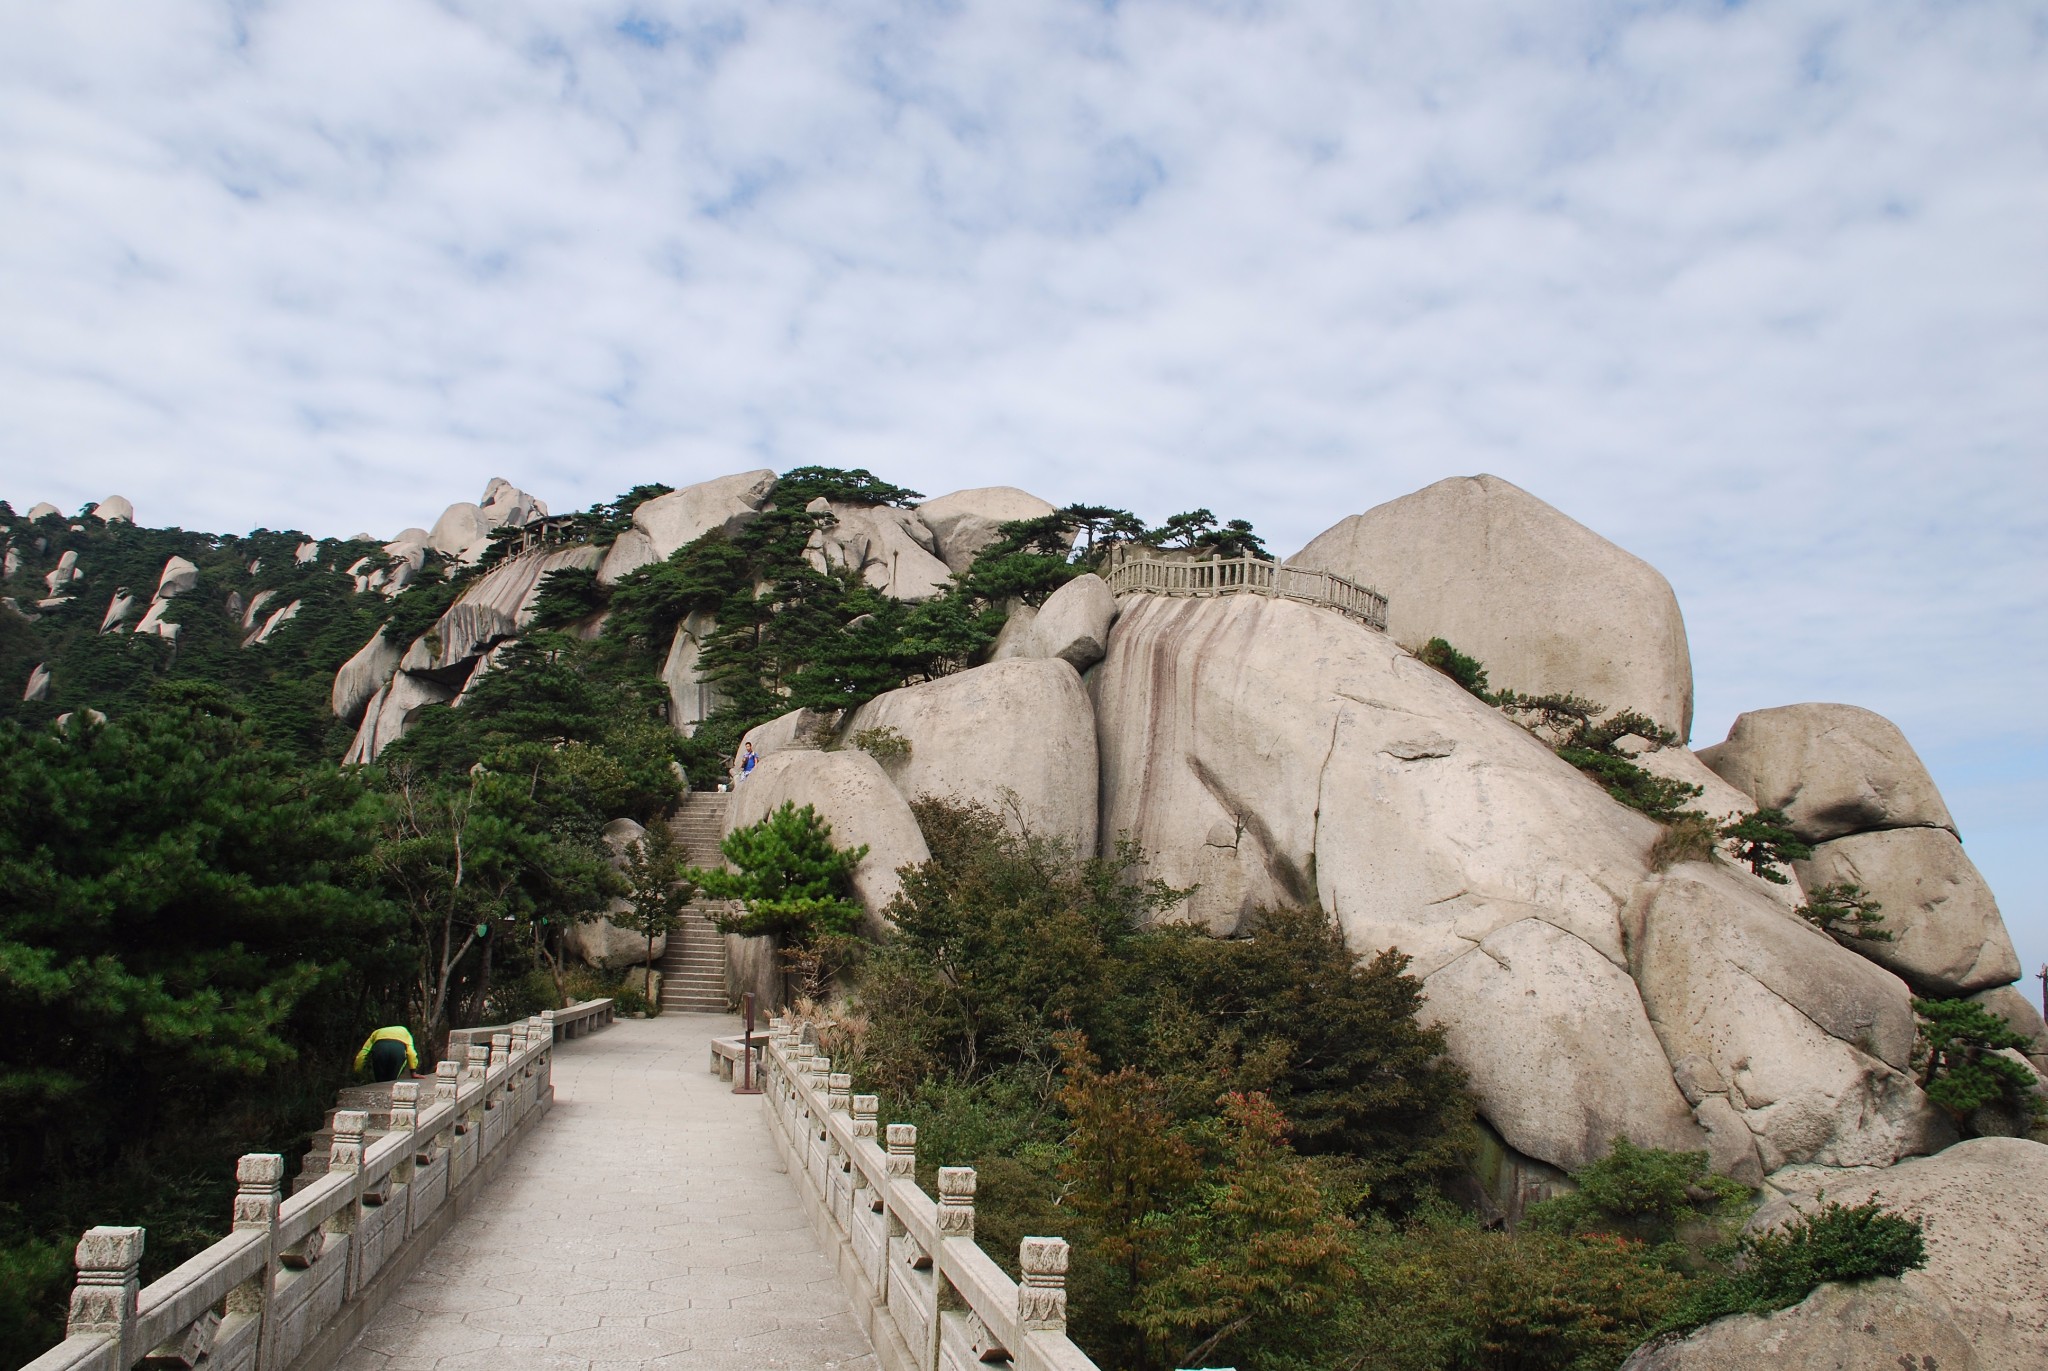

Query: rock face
left=1698, top=703, right=1955, bottom=842
left=915, top=487, right=1059, bottom=573
left=155, top=557, right=199, bottom=598
left=1020, top=574, right=1118, bottom=670
left=92, top=495, right=135, bottom=523
left=342, top=672, right=457, bottom=765
left=1423, top=918, right=1708, bottom=1171
left=1095, top=592, right=1706, bottom=1172
left=990, top=602, right=1039, bottom=660
left=842, top=658, right=1100, bottom=856
left=596, top=469, right=776, bottom=584
left=1626, top=864, right=1941, bottom=1174
left=1796, top=827, right=2021, bottom=995
left=400, top=603, right=518, bottom=679
left=23, top=662, right=51, bottom=701
left=1970, top=985, right=2048, bottom=1067
left=426, top=478, right=548, bottom=563
left=100, top=590, right=138, bottom=633
left=1748, top=1138, right=2048, bottom=1370
left=725, top=750, right=931, bottom=925
left=661, top=611, right=723, bottom=735
left=567, top=818, right=666, bottom=971
left=456, top=544, right=604, bottom=629
left=1288, top=474, right=1695, bottom=738
left=803, top=500, right=952, bottom=601
left=25, top=502, right=60, bottom=520
left=1618, top=1280, right=1978, bottom=1371
left=243, top=598, right=301, bottom=646
left=332, top=631, right=402, bottom=723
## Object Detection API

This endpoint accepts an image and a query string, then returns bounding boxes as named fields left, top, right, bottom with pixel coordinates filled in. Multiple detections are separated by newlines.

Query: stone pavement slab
left=339, top=1013, right=875, bottom=1371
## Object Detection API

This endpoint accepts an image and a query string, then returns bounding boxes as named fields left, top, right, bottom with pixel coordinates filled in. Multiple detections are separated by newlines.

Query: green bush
left=1716, top=808, right=1811, bottom=884
left=1913, top=997, right=2044, bottom=1131
left=1418, top=637, right=1494, bottom=700
left=1796, top=882, right=1890, bottom=945
left=687, top=801, right=867, bottom=943
left=1526, top=1138, right=1749, bottom=1258
left=1660, top=1199, right=1925, bottom=1334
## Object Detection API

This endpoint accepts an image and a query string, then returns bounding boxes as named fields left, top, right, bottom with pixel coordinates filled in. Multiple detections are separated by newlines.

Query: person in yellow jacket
left=353, top=1026, right=419, bottom=1082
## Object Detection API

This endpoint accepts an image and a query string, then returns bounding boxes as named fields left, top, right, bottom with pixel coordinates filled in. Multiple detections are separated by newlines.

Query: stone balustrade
left=445, top=994, right=615, bottom=1055
left=21, top=1009, right=584, bottom=1371
left=761, top=1019, right=1100, bottom=1371
left=1103, top=545, right=1389, bottom=631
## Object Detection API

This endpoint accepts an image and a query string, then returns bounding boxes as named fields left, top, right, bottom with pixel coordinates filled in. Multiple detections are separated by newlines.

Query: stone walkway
left=340, top=1014, right=877, bottom=1371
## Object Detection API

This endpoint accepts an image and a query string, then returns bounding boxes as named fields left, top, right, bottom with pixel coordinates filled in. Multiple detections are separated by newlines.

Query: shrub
left=1913, top=996, right=2045, bottom=1130
left=1526, top=1138, right=1749, bottom=1257
left=686, top=801, right=867, bottom=943
left=1418, top=637, right=1493, bottom=700
left=1716, top=808, right=1811, bottom=884
left=850, top=724, right=912, bottom=764
left=1648, top=813, right=1718, bottom=870
left=1796, top=881, right=1890, bottom=945
left=1659, top=1199, right=1925, bottom=1334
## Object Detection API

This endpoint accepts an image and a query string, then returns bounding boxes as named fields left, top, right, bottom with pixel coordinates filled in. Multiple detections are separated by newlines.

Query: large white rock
left=426, top=478, right=547, bottom=564
left=736, top=707, right=838, bottom=771
left=1023, top=574, right=1118, bottom=670
left=92, top=495, right=135, bottom=523
left=1625, top=864, right=1945, bottom=1173
left=1423, top=918, right=1707, bottom=1172
left=1697, top=703, right=1956, bottom=842
left=400, top=603, right=519, bottom=679
left=841, top=658, right=1099, bottom=856
left=332, top=630, right=402, bottom=722
left=100, top=589, right=138, bottom=633
left=596, top=469, right=776, bottom=584
left=342, top=672, right=457, bottom=764
left=1796, top=827, right=2021, bottom=995
left=1748, top=1137, right=2048, bottom=1371
left=1289, top=473, right=1696, bottom=738
left=915, top=486, right=1059, bottom=573
left=450, top=543, right=604, bottom=629
left=989, top=602, right=1039, bottom=661
left=1618, top=1280, right=1979, bottom=1371
left=661, top=611, right=723, bottom=735
left=479, top=476, right=547, bottom=528
left=243, top=598, right=300, bottom=646
left=25, top=502, right=60, bottom=520
left=724, top=749, right=930, bottom=925
left=45, top=549, right=79, bottom=594
left=241, top=589, right=277, bottom=630
left=803, top=500, right=953, bottom=601
left=1971, top=984, right=2048, bottom=1065
left=23, top=662, right=51, bottom=701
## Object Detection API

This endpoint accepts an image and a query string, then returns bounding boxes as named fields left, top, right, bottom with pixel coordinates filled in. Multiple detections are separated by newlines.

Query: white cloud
left=2, top=0, right=2044, bottom=967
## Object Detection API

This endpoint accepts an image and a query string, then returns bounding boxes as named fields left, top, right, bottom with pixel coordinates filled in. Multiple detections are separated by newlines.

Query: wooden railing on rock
left=762, top=1018, right=1098, bottom=1371
left=21, top=1007, right=597, bottom=1371
left=1102, top=547, right=1388, bottom=632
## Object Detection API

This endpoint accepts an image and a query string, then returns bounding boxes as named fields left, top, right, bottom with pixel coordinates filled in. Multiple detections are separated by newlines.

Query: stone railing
left=1103, top=548, right=1388, bottom=632
left=446, top=995, right=614, bottom=1054
left=22, top=1012, right=569, bottom=1371
left=761, top=1019, right=1098, bottom=1371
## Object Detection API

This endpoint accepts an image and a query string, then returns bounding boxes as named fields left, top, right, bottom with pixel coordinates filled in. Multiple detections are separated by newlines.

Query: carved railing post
left=328, top=1110, right=365, bottom=1291
left=226, top=1155, right=281, bottom=1369
left=463, top=1042, right=489, bottom=1085
left=1018, top=1237, right=1070, bottom=1334
left=434, top=1058, right=460, bottom=1106
left=66, top=1226, right=143, bottom=1363
left=828, top=1072, right=852, bottom=1113
left=885, top=1123, right=917, bottom=1182
left=937, top=1167, right=976, bottom=1240
left=390, top=1081, right=422, bottom=1188
left=852, top=1095, right=878, bottom=1141
left=489, top=1031, right=512, bottom=1075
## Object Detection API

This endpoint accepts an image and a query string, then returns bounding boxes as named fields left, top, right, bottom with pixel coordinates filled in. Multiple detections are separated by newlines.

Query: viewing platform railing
left=762, top=1018, right=1097, bottom=1371
left=21, top=1004, right=608, bottom=1371
left=1102, top=548, right=1388, bottom=632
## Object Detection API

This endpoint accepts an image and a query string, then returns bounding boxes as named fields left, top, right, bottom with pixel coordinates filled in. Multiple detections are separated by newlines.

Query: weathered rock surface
left=915, top=486, right=1059, bottom=573
left=342, top=672, right=457, bottom=764
left=661, top=611, right=723, bottom=735
left=1424, top=918, right=1707, bottom=1172
left=1970, top=985, right=2048, bottom=1065
left=568, top=819, right=667, bottom=970
left=1618, top=1279, right=1978, bottom=1371
left=989, top=602, right=1039, bottom=660
left=45, top=549, right=80, bottom=593
left=803, top=500, right=953, bottom=601
left=23, top=662, right=51, bottom=701
left=842, top=658, right=1100, bottom=856
left=724, top=750, right=930, bottom=925
left=1697, top=703, right=1955, bottom=842
left=1289, top=474, right=1695, bottom=737
left=100, top=590, right=138, bottom=633
left=1749, top=1137, right=2048, bottom=1370
left=155, top=557, right=199, bottom=598
left=243, top=598, right=300, bottom=646
left=737, top=708, right=838, bottom=769
left=596, top=469, right=776, bottom=584
left=333, top=631, right=402, bottom=722
left=1626, top=864, right=1944, bottom=1173
left=93, top=495, right=135, bottom=523
left=25, top=502, right=60, bottom=521
left=400, top=603, right=518, bottom=680
left=1796, top=827, right=2021, bottom=995
left=1022, top=574, right=1117, bottom=670
left=427, top=478, right=547, bottom=563
left=242, top=589, right=278, bottom=630
left=461, top=544, right=604, bottom=628
left=1093, top=593, right=1711, bottom=1172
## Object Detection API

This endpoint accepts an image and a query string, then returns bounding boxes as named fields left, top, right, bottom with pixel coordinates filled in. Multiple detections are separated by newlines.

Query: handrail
left=1102, top=548, right=1388, bottom=632
left=20, top=1011, right=568, bottom=1371
left=759, top=1019, right=1099, bottom=1371
left=447, top=996, right=614, bottom=1055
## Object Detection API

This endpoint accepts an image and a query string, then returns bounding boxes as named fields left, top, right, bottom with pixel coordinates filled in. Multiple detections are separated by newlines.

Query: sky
left=2, top=0, right=2044, bottom=987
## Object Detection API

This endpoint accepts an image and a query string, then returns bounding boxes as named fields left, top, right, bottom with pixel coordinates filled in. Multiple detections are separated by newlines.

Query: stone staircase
left=659, top=792, right=734, bottom=1014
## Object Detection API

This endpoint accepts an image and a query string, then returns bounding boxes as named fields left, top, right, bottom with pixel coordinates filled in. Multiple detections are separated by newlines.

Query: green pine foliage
left=1657, top=1200, right=1926, bottom=1335
left=1418, top=637, right=1494, bottom=699
left=1525, top=1138, right=1749, bottom=1254
left=619, top=825, right=691, bottom=970
left=1796, top=881, right=1891, bottom=944
left=686, top=801, right=868, bottom=942
left=1912, top=997, right=2045, bottom=1130
left=1716, top=807, right=1812, bottom=884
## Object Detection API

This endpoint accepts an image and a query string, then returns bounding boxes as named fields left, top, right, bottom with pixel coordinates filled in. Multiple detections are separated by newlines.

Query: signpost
left=733, top=990, right=763, bottom=1095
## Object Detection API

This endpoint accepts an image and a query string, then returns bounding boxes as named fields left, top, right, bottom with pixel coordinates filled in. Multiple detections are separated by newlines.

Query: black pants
left=368, top=1039, right=408, bottom=1082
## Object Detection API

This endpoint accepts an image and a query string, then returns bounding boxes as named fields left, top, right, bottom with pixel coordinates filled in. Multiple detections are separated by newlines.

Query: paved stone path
left=340, top=1014, right=877, bottom=1371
